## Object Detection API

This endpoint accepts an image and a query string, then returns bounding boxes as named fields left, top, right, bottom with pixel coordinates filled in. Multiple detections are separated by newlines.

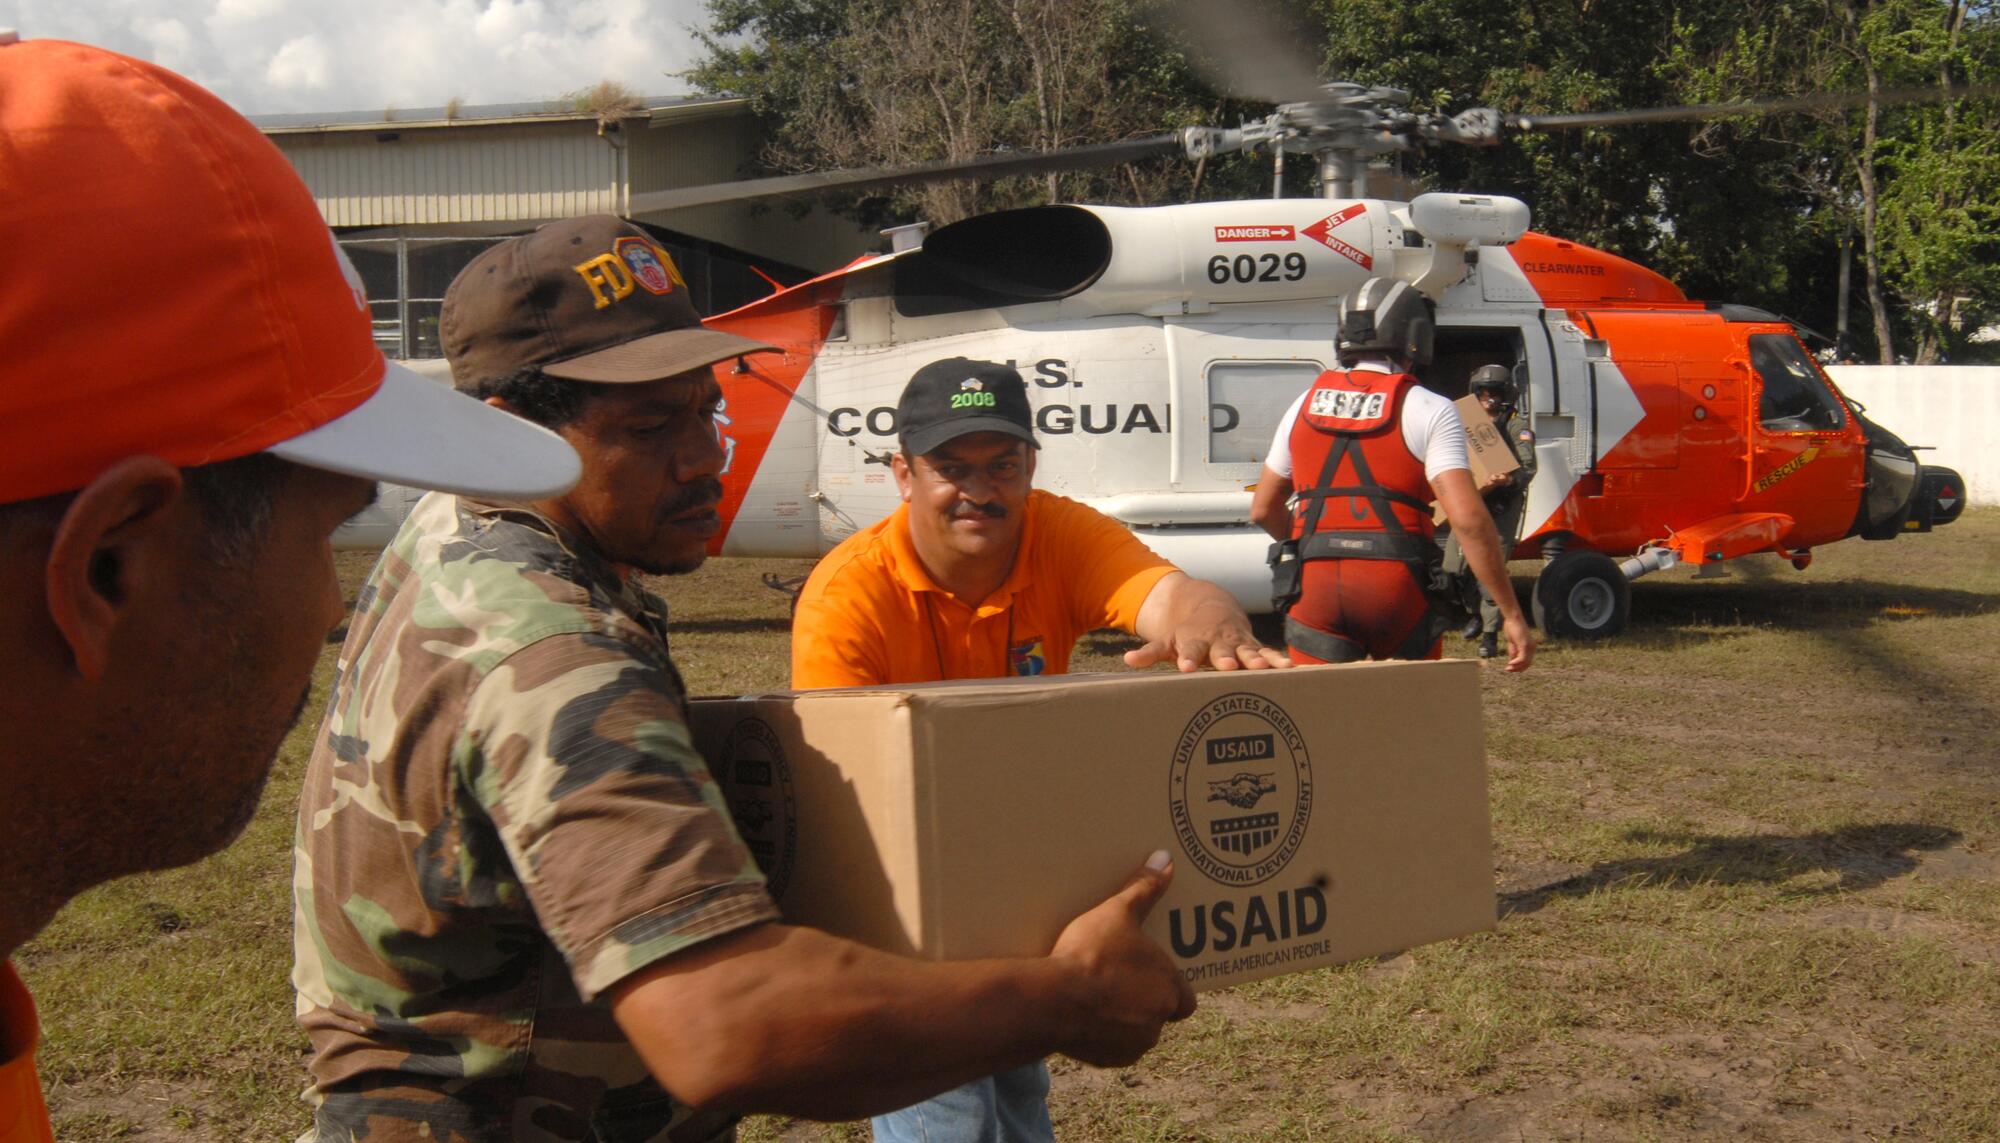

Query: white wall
left=1827, top=366, right=2000, bottom=506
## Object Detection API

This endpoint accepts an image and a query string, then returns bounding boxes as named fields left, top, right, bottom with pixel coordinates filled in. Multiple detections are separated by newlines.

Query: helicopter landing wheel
left=1532, top=551, right=1630, bottom=639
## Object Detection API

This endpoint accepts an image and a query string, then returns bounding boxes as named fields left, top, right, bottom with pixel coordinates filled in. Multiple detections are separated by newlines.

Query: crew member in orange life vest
left=1250, top=278, right=1533, bottom=671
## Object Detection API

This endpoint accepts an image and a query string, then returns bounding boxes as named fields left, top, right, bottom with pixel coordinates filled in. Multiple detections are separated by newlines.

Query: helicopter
left=337, top=39, right=1974, bottom=640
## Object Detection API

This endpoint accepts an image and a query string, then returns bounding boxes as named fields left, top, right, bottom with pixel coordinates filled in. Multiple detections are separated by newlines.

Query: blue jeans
left=871, top=1061, right=1054, bottom=1143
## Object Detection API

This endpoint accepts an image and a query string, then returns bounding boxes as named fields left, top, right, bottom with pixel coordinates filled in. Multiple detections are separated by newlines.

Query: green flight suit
left=1441, top=410, right=1538, bottom=633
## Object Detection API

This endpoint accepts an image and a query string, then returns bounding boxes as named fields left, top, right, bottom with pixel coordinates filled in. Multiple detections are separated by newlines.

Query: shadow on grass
left=1531, top=556, right=2000, bottom=727
left=1499, top=822, right=1961, bottom=918
left=1626, top=578, right=1999, bottom=633
left=670, top=617, right=793, bottom=636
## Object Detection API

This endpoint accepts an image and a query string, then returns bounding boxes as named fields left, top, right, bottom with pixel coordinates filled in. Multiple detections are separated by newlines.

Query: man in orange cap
left=0, top=36, right=581, bottom=1141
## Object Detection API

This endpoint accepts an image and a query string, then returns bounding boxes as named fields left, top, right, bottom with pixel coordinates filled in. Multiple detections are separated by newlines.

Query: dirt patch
left=1796, top=902, right=2000, bottom=965
left=46, top=1079, right=217, bottom=1141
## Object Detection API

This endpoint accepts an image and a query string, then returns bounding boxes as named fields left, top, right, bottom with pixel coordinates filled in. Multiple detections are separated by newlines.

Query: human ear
left=44, top=457, right=185, bottom=681
left=892, top=452, right=913, bottom=503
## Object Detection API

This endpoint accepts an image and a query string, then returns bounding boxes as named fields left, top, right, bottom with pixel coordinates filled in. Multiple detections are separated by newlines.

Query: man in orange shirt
left=0, top=38, right=580, bottom=1141
left=791, top=357, right=1288, bottom=1140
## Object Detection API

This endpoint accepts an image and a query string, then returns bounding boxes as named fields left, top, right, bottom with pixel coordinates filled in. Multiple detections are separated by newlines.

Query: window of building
left=338, top=231, right=798, bottom=359
left=340, top=237, right=501, bottom=360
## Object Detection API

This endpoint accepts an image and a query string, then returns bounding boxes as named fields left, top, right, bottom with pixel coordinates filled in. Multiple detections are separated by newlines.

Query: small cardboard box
left=1455, top=394, right=1521, bottom=487
left=690, top=660, right=1493, bottom=992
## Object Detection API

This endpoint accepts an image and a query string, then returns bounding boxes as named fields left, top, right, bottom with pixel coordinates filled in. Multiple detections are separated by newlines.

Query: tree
left=687, top=0, right=1997, bottom=360
left=1666, top=0, right=2000, bottom=362
left=687, top=0, right=1271, bottom=226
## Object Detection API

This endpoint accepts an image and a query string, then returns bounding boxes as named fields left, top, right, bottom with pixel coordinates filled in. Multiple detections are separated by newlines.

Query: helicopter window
left=1206, top=361, right=1326, bottom=463
left=1749, top=334, right=1845, bottom=432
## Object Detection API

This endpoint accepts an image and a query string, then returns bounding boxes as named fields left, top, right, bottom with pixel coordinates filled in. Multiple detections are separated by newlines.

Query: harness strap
left=1293, top=484, right=1434, bottom=516
left=1294, top=431, right=1435, bottom=597
left=1284, top=616, right=1367, bottom=663
left=1387, top=608, right=1451, bottom=660
left=1298, top=530, right=1436, bottom=563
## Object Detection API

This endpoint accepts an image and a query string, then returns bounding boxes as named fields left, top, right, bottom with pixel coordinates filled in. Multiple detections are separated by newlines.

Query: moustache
left=951, top=501, right=1007, bottom=520
left=659, top=476, right=725, bottom=521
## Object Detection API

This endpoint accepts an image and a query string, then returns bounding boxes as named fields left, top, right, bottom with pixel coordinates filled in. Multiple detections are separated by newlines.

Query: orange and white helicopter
left=342, top=78, right=1969, bottom=639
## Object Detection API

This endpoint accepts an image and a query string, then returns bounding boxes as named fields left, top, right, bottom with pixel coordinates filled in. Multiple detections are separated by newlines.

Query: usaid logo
left=722, top=717, right=797, bottom=899
left=1168, top=693, right=1312, bottom=886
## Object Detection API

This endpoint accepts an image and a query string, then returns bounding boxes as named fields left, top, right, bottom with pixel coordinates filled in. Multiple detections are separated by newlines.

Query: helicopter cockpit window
left=1749, top=334, right=1846, bottom=432
left=1207, top=361, right=1326, bottom=464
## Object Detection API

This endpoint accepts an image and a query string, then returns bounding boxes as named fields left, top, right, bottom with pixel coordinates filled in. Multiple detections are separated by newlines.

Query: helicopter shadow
left=1602, top=556, right=2000, bottom=727
left=1499, top=822, right=1961, bottom=918
left=1616, top=571, right=1999, bottom=636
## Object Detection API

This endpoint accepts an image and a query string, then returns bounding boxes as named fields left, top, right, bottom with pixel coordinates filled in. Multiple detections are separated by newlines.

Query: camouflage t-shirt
left=293, top=494, right=779, bottom=1143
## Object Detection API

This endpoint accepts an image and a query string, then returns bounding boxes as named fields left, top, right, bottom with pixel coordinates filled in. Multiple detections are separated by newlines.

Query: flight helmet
left=1469, top=364, right=1518, bottom=408
left=1336, top=277, right=1434, bottom=366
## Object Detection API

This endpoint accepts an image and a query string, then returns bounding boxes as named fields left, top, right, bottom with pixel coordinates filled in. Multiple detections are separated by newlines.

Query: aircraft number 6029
left=1208, top=252, right=1307, bottom=284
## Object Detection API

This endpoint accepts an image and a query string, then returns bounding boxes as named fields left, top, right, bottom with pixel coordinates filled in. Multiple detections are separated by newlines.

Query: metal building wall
left=273, top=124, right=627, bottom=227
left=627, top=117, right=880, bottom=271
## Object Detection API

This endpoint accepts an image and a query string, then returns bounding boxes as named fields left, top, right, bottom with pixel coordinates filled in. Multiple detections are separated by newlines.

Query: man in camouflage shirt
left=293, top=216, right=1196, bottom=1143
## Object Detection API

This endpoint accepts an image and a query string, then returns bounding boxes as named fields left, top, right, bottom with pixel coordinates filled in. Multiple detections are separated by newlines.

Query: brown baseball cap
left=441, top=214, right=774, bottom=393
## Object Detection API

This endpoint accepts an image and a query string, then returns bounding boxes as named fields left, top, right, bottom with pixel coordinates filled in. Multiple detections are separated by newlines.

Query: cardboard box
left=1455, top=394, right=1521, bottom=487
left=691, top=660, right=1493, bottom=992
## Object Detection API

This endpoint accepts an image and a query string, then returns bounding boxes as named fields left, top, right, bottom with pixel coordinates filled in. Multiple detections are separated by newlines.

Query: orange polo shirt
left=1, top=963, right=54, bottom=1143
left=792, top=490, right=1177, bottom=688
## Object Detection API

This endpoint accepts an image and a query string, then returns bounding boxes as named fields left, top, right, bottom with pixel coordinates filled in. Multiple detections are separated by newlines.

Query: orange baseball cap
left=0, top=36, right=580, bottom=504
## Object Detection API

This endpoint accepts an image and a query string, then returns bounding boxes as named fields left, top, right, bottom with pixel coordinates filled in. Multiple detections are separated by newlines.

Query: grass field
left=20, top=510, right=2000, bottom=1141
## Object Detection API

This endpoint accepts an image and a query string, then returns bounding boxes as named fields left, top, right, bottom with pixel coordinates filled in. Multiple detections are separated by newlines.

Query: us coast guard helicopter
left=341, top=39, right=1971, bottom=639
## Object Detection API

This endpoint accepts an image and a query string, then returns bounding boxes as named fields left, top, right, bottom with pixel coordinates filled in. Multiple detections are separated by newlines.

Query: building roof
left=250, top=93, right=750, bottom=135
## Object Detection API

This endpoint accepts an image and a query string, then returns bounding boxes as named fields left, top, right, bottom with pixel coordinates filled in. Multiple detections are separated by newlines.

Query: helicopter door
left=1739, top=330, right=1862, bottom=534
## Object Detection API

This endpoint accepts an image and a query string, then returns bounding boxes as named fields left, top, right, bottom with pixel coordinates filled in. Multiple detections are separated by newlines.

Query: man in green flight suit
left=1455, top=364, right=1538, bottom=659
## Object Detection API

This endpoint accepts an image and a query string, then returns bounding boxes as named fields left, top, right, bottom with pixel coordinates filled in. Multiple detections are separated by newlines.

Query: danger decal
left=1214, top=225, right=1297, bottom=242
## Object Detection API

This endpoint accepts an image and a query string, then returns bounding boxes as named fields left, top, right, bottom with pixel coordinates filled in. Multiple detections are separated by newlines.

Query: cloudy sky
left=2, top=0, right=719, bottom=115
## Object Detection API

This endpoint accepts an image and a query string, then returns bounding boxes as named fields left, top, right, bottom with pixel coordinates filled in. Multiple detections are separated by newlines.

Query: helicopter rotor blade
left=626, top=134, right=1184, bottom=214
left=1160, top=1, right=1330, bottom=106
left=1509, top=83, right=2000, bottom=132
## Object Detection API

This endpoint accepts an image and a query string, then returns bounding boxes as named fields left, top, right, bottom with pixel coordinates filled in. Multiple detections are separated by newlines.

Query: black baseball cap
left=897, top=357, right=1039, bottom=456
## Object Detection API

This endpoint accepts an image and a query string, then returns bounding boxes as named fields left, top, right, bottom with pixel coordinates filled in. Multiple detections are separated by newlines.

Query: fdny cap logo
left=616, top=236, right=680, bottom=295
left=573, top=237, right=688, bottom=310
left=1169, top=693, right=1312, bottom=886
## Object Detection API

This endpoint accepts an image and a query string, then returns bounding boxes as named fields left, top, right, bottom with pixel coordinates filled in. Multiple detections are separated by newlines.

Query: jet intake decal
left=1300, top=204, right=1372, bottom=270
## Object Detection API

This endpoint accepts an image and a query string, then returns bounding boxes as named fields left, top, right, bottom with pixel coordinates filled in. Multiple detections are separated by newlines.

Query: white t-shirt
left=1263, top=362, right=1470, bottom=483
